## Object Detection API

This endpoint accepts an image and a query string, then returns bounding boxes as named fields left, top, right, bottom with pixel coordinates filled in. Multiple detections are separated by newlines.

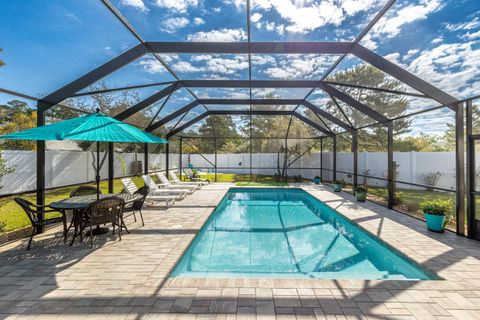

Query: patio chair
left=183, top=168, right=210, bottom=184
left=142, top=175, right=188, bottom=199
left=169, top=171, right=203, bottom=188
left=154, top=172, right=196, bottom=193
left=79, top=196, right=125, bottom=248
left=70, top=186, right=101, bottom=197
left=14, top=197, right=67, bottom=250
left=120, top=178, right=177, bottom=207
left=123, top=185, right=149, bottom=226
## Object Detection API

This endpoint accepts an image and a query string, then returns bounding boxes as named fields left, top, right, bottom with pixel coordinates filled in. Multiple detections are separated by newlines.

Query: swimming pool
left=172, top=188, right=436, bottom=280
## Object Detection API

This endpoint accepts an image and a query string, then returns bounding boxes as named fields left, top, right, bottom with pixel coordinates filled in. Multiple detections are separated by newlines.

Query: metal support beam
left=352, top=44, right=458, bottom=107
left=144, top=143, right=149, bottom=174
left=320, top=138, right=323, bottom=181
left=387, top=122, right=394, bottom=209
left=114, top=82, right=181, bottom=120
left=39, top=44, right=147, bottom=109
left=147, top=41, right=353, bottom=54
left=293, top=113, right=333, bottom=136
left=466, top=100, right=475, bottom=238
left=333, top=136, right=337, bottom=182
left=165, top=141, right=170, bottom=178
left=352, top=131, right=358, bottom=191
left=456, top=103, right=466, bottom=235
left=147, top=101, right=200, bottom=132
left=319, top=83, right=389, bottom=124
left=302, top=101, right=353, bottom=131
left=167, top=112, right=209, bottom=137
left=108, top=143, right=114, bottom=193
left=167, top=110, right=332, bottom=138
left=214, top=138, right=218, bottom=182
left=179, top=138, right=183, bottom=180
left=199, top=99, right=304, bottom=105
left=35, top=105, right=46, bottom=234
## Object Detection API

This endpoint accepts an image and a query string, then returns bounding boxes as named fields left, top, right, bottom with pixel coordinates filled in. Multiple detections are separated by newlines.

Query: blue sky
left=0, top=0, right=478, bottom=135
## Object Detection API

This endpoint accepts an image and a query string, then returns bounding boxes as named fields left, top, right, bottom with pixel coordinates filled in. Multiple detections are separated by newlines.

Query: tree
left=323, top=64, right=412, bottom=151
left=0, top=47, right=4, bottom=68
left=442, top=104, right=479, bottom=151
left=0, top=110, right=37, bottom=150
left=0, top=100, right=32, bottom=124
left=189, top=115, right=242, bottom=153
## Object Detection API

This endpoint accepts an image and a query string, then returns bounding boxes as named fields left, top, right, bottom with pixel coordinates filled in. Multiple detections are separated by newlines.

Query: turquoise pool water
left=172, top=188, right=436, bottom=280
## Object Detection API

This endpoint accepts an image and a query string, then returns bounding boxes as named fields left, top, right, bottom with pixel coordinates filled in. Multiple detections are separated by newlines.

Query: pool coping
left=165, top=183, right=480, bottom=292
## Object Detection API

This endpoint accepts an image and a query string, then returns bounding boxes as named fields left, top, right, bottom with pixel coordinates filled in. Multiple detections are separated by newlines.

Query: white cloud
left=186, top=28, right=247, bottom=41
left=162, top=54, right=249, bottom=78
left=255, top=54, right=339, bottom=79
left=193, top=17, right=205, bottom=25
left=445, top=17, right=480, bottom=32
left=137, top=57, right=167, bottom=74
left=463, top=30, right=480, bottom=40
left=154, top=0, right=198, bottom=13
left=251, top=13, right=262, bottom=23
left=252, top=0, right=381, bottom=34
left=404, top=41, right=480, bottom=99
left=120, top=0, right=148, bottom=11
left=364, top=0, right=443, bottom=50
left=161, top=17, right=190, bottom=33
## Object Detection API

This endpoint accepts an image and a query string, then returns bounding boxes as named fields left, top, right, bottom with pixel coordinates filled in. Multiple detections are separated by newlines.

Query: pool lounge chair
left=169, top=171, right=203, bottom=188
left=155, top=172, right=197, bottom=193
left=142, top=175, right=188, bottom=199
left=183, top=168, right=210, bottom=184
left=121, top=178, right=177, bottom=207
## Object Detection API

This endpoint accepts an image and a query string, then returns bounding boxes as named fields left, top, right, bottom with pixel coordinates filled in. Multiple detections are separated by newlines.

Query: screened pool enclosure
left=1, top=0, right=479, bottom=239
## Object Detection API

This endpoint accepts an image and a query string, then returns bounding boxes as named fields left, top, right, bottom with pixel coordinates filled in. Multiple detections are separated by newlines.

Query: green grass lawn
left=0, top=176, right=145, bottom=233
left=236, top=181, right=288, bottom=186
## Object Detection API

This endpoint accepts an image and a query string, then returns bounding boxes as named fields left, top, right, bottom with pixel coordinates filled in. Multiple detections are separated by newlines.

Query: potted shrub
left=313, top=175, right=321, bottom=184
left=333, top=180, right=344, bottom=192
left=355, top=186, right=367, bottom=202
left=420, top=199, right=452, bottom=233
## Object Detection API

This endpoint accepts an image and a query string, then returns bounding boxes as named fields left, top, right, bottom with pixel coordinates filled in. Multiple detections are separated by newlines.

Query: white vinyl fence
left=0, top=150, right=466, bottom=195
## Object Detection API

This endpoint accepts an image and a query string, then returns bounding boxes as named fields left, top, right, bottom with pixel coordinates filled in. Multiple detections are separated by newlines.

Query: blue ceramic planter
left=313, top=177, right=321, bottom=184
left=333, top=184, right=342, bottom=192
left=424, top=213, right=446, bottom=232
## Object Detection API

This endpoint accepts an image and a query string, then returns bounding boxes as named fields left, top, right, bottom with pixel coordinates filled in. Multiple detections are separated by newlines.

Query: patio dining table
left=50, top=193, right=141, bottom=245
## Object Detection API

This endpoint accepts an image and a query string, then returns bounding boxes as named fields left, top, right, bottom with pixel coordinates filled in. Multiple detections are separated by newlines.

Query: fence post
left=108, top=142, right=114, bottom=193
left=36, top=105, right=46, bottom=234
left=387, top=122, right=394, bottom=209
left=456, top=102, right=466, bottom=236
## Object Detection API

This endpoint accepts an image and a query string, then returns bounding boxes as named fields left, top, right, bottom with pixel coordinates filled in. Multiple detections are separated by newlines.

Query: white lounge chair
left=121, top=178, right=177, bottom=207
left=169, top=171, right=203, bottom=188
left=183, top=168, right=210, bottom=184
left=155, top=172, right=197, bottom=193
left=142, top=175, right=188, bottom=199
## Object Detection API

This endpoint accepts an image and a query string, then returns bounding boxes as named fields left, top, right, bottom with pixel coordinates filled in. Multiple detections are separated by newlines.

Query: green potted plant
left=333, top=180, right=344, bottom=192
left=355, top=186, right=367, bottom=202
left=313, top=175, right=321, bottom=184
left=420, top=199, right=452, bottom=233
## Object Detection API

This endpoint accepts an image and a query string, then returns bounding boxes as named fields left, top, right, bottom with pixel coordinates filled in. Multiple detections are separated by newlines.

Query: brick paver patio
left=0, top=183, right=479, bottom=319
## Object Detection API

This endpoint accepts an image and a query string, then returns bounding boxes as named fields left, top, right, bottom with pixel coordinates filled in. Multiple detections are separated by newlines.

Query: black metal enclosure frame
left=0, top=0, right=475, bottom=237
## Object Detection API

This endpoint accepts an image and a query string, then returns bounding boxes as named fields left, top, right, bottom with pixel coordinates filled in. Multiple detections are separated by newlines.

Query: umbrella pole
left=96, top=141, right=100, bottom=200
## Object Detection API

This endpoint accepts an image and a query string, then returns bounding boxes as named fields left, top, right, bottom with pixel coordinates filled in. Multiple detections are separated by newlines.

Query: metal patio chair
left=14, top=197, right=67, bottom=250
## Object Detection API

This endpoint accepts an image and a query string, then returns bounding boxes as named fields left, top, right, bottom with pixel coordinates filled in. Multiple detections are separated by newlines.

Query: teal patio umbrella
left=0, top=110, right=168, bottom=196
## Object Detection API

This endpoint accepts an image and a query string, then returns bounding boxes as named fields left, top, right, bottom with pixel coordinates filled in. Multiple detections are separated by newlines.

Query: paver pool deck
left=0, top=183, right=479, bottom=319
